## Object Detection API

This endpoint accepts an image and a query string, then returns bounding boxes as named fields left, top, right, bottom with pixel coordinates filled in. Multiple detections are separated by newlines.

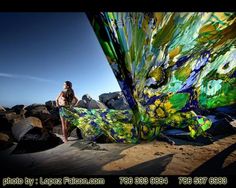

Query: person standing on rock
left=56, top=81, right=79, bottom=143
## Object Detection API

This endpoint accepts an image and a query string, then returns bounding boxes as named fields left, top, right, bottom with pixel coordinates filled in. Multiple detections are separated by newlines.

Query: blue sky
left=0, top=12, right=120, bottom=107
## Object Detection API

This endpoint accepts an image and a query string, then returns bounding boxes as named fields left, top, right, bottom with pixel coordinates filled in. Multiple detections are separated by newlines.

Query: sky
left=0, top=13, right=121, bottom=108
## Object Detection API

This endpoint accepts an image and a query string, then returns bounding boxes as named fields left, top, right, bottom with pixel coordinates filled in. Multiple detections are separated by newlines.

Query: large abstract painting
left=60, top=12, right=236, bottom=143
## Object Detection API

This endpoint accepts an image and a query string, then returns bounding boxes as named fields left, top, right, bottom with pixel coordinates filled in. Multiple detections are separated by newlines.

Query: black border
left=0, top=1, right=235, bottom=187
left=0, top=175, right=235, bottom=187
left=0, top=0, right=235, bottom=12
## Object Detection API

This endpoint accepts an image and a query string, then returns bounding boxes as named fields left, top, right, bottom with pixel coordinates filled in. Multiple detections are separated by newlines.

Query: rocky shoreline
left=1, top=91, right=236, bottom=153
left=0, top=92, right=236, bottom=176
left=0, top=92, right=130, bottom=153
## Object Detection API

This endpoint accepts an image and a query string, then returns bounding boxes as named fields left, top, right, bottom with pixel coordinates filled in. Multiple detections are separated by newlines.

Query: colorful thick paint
left=60, top=12, right=236, bottom=143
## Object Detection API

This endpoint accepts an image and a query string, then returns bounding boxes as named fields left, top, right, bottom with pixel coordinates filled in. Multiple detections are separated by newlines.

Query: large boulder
left=25, top=104, right=50, bottom=117
left=0, top=111, right=15, bottom=141
left=11, top=105, right=25, bottom=114
left=0, top=132, right=13, bottom=151
left=82, top=94, right=92, bottom=103
left=99, top=91, right=130, bottom=110
left=0, top=115, right=12, bottom=132
left=11, top=117, right=43, bottom=142
left=12, top=127, right=63, bottom=154
left=78, top=95, right=107, bottom=109
left=45, top=101, right=60, bottom=127
left=35, top=113, right=59, bottom=132
left=0, top=105, right=6, bottom=112
left=88, top=99, right=107, bottom=109
left=0, top=132, right=9, bottom=142
left=45, top=100, right=57, bottom=111
left=76, top=99, right=87, bottom=108
left=99, top=91, right=122, bottom=104
left=24, top=104, right=57, bottom=129
left=4, top=111, right=23, bottom=124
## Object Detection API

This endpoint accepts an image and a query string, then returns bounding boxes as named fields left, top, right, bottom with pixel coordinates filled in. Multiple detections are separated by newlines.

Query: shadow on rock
left=12, top=127, right=63, bottom=154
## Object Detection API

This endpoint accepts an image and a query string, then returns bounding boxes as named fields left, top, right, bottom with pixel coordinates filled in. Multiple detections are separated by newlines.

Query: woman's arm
left=73, top=96, right=79, bottom=106
left=56, top=92, right=63, bottom=107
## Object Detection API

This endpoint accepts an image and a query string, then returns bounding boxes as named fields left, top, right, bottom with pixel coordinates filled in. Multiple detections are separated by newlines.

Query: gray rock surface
left=88, top=99, right=107, bottom=109
left=76, top=100, right=87, bottom=108
left=99, top=91, right=129, bottom=110
left=45, top=101, right=57, bottom=111
left=11, top=117, right=43, bottom=142
left=25, top=104, right=50, bottom=117
left=82, top=94, right=92, bottom=103
left=99, top=91, right=122, bottom=104
left=0, top=105, right=6, bottom=112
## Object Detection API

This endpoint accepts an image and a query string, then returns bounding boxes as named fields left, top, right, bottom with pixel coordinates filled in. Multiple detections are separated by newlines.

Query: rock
left=17, top=117, right=43, bottom=128
left=24, top=104, right=55, bottom=129
left=99, top=91, right=130, bottom=110
left=11, top=105, right=25, bottom=114
left=76, top=100, right=87, bottom=108
left=76, top=128, right=83, bottom=139
left=12, top=127, right=63, bottom=154
left=45, top=101, right=57, bottom=111
left=5, top=111, right=16, bottom=118
left=78, top=95, right=102, bottom=109
left=69, top=128, right=77, bottom=138
left=37, top=113, right=60, bottom=132
left=88, top=99, right=107, bottom=109
left=11, top=105, right=26, bottom=119
left=44, top=101, right=60, bottom=126
left=12, top=123, right=33, bottom=142
left=4, top=107, right=10, bottom=111
left=11, top=117, right=43, bottom=142
left=53, top=125, right=62, bottom=135
left=0, top=132, right=9, bottom=142
left=99, top=91, right=122, bottom=104
left=0, top=105, right=6, bottom=112
left=69, top=127, right=83, bottom=139
left=82, top=94, right=92, bottom=103
left=25, top=104, right=50, bottom=117
left=25, top=111, right=60, bottom=131
left=5, top=111, right=22, bottom=124
left=0, top=115, right=12, bottom=132
left=0, top=132, right=13, bottom=151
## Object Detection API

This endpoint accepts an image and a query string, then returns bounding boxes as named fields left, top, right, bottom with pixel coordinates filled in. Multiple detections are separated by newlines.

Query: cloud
left=0, top=73, right=13, bottom=78
left=0, top=72, right=58, bottom=84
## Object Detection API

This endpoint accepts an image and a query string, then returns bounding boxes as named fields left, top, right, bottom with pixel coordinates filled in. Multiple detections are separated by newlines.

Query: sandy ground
left=0, top=127, right=235, bottom=176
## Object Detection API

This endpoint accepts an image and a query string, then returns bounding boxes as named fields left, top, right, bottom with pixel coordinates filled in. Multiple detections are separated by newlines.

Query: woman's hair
left=65, top=81, right=72, bottom=88
left=63, top=81, right=74, bottom=105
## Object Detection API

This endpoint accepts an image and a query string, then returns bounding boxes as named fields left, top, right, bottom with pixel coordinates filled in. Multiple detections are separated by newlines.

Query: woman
left=56, top=81, right=79, bottom=143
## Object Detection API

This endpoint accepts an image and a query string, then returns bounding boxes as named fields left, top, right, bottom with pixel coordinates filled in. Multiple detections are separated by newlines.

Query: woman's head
left=62, top=81, right=74, bottom=105
left=64, top=81, right=72, bottom=89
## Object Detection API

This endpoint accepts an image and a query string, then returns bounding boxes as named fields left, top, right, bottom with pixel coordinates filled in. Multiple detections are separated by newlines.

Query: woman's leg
left=60, top=116, right=68, bottom=143
left=64, top=120, right=69, bottom=140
